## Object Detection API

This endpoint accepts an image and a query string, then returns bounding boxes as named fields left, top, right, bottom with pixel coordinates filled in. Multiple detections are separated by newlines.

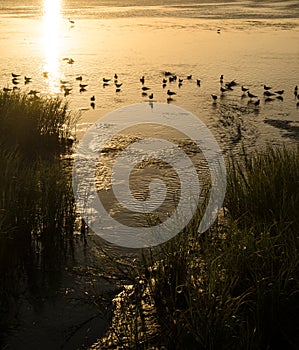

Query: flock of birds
left=2, top=70, right=299, bottom=110
left=211, top=74, right=299, bottom=108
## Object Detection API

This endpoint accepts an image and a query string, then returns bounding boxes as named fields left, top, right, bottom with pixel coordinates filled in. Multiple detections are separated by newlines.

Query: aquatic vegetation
left=0, top=92, right=77, bottom=337
left=99, top=145, right=299, bottom=349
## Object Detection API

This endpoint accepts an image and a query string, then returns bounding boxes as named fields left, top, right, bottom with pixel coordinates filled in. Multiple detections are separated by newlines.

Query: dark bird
left=274, top=90, right=284, bottom=95
left=103, top=78, right=111, bottom=83
left=12, top=79, right=19, bottom=85
left=220, top=86, right=227, bottom=93
left=114, top=73, right=118, bottom=80
left=254, top=99, right=260, bottom=106
left=164, top=71, right=172, bottom=76
left=247, top=91, right=257, bottom=98
left=115, top=83, right=123, bottom=88
left=79, top=83, right=88, bottom=88
left=142, top=86, right=150, bottom=91
left=178, top=82, right=183, bottom=88
left=162, top=83, right=167, bottom=89
left=149, top=93, right=154, bottom=100
left=11, top=73, right=20, bottom=78
left=265, top=97, right=274, bottom=103
left=24, top=76, right=31, bottom=83
left=276, top=95, right=284, bottom=101
left=142, top=92, right=148, bottom=96
left=68, top=18, right=75, bottom=25
left=167, top=97, right=173, bottom=103
left=3, top=87, right=12, bottom=92
left=187, top=75, right=192, bottom=80
left=264, top=84, right=272, bottom=90
left=116, top=88, right=121, bottom=92
left=241, top=86, right=249, bottom=93
left=140, top=76, right=145, bottom=84
left=264, top=90, right=275, bottom=96
left=220, top=74, right=224, bottom=82
left=28, top=90, right=39, bottom=96
left=167, top=89, right=176, bottom=96
left=178, top=78, right=183, bottom=83
left=76, top=76, right=83, bottom=81
left=90, top=102, right=95, bottom=109
left=217, top=28, right=221, bottom=34
left=103, top=83, right=109, bottom=87
left=211, top=94, right=217, bottom=101
left=43, top=72, right=48, bottom=78
left=162, top=78, right=167, bottom=84
left=90, top=96, right=95, bottom=101
left=197, top=79, right=201, bottom=86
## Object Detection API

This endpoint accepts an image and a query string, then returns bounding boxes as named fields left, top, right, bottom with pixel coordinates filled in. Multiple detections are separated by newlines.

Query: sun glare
left=42, top=0, right=63, bottom=93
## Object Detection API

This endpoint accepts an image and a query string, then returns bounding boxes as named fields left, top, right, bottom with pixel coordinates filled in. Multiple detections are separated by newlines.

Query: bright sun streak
left=42, top=0, right=62, bottom=93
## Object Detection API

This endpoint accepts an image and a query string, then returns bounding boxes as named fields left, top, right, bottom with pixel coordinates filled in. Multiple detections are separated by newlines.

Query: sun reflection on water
left=42, top=0, right=62, bottom=93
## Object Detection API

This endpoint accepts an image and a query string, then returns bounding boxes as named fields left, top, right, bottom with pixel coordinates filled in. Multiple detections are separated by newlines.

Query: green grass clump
left=111, top=145, right=299, bottom=349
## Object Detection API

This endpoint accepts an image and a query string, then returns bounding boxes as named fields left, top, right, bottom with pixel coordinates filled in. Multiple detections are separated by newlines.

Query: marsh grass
left=105, top=145, right=299, bottom=349
left=0, top=91, right=77, bottom=338
left=0, top=90, right=76, bottom=157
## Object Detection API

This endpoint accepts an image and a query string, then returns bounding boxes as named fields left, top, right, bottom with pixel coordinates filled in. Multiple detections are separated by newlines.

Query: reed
left=0, top=91, right=77, bottom=336
left=106, top=145, right=299, bottom=349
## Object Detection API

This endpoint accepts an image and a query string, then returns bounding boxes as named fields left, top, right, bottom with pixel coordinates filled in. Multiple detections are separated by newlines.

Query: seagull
left=140, top=76, right=145, bottom=84
left=167, top=89, right=176, bottom=96
left=264, top=85, right=272, bottom=90
left=265, top=97, right=274, bottom=103
left=254, top=99, right=260, bottom=106
left=142, top=86, right=150, bottom=91
left=28, top=90, right=39, bottom=96
left=274, top=90, right=284, bottom=95
left=211, top=94, right=217, bottom=101
left=264, top=91, right=275, bottom=96
left=248, top=91, right=257, bottom=98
